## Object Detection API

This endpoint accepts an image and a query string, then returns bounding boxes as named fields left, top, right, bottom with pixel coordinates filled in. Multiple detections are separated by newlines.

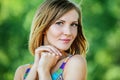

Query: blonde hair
left=29, top=0, right=87, bottom=56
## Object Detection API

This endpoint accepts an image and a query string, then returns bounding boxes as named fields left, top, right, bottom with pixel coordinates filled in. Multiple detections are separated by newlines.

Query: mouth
left=60, top=39, right=71, bottom=43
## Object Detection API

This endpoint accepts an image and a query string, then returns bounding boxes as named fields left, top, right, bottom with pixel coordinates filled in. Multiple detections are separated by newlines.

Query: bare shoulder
left=66, top=55, right=87, bottom=69
left=15, top=64, right=31, bottom=73
left=63, top=55, right=87, bottom=80
left=70, top=55, right=86, bottom=64
left=14, top=64, right=31, bottom=80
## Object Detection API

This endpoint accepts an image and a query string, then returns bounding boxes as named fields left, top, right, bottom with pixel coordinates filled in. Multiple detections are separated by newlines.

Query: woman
left=14, top=0, right=87, bottom=80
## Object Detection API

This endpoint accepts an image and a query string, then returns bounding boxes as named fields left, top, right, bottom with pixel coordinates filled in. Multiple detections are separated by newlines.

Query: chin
left=57, top=46, right=70, bottom=51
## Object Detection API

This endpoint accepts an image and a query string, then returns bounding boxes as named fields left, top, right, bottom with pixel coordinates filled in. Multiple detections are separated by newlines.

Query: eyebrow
left=57, top=19, right=78, bottom=23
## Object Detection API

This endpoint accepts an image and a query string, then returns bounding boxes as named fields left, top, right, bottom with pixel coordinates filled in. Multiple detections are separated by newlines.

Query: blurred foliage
left=0, top=0, right=120, bottom=80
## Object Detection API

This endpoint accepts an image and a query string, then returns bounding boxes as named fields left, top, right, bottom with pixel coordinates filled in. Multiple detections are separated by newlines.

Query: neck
left=59, top=50, right=69, bottom=60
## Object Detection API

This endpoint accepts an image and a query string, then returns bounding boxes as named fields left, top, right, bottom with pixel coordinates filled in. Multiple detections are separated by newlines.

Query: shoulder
left=15, top=64, right=31, bottom=73
left=63, top=55, right=87, bottom=80
left=14, top=64, right=31, bottom=80
left=70, top=55, right=86, bottom=64
left=66, top=55, right=87, bottom=70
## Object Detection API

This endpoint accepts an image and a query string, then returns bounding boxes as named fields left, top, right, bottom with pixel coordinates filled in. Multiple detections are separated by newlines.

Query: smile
left=60, top=39, right=71, bottom=43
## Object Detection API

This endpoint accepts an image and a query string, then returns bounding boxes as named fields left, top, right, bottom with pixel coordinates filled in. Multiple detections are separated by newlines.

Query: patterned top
left=23, top=55, right=72, bottom=80
left=51, top=55, right=72, bottom=80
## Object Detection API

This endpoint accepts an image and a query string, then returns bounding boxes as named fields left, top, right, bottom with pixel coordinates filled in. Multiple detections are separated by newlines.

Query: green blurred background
left=0, top=0, right=120, bottom=80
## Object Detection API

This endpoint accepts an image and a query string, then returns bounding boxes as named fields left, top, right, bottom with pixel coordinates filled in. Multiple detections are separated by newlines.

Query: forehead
left=58, top=9, right=79, bottom=21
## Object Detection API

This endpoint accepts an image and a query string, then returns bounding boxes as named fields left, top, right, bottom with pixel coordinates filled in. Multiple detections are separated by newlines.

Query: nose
left=63, top=26, right=71, bottom=36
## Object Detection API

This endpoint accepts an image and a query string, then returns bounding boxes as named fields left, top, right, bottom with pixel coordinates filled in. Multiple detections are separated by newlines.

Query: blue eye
left=71, top=23, right=78, bottom=27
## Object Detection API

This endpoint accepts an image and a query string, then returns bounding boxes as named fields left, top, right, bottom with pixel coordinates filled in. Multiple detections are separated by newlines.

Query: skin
left=14, top=9, right=87, bottom=80
left=44, top=9, right=78, bottom=51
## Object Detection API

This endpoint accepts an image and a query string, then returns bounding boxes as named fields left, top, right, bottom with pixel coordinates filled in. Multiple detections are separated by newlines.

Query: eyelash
left=55, top=21, right=78, bottom=27
left=55, top=22, right=63, bottom=25
left=71, top=23, right=78, bottom=27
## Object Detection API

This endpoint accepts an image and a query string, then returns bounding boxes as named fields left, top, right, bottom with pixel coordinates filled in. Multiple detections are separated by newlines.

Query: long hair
left=29, top=0, right=87, bottom=56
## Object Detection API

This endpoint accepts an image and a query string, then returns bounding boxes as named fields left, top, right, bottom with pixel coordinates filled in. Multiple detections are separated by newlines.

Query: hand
left=38, top=52, right=60, bottom=71
left=33, top=45, right=62, bottom=66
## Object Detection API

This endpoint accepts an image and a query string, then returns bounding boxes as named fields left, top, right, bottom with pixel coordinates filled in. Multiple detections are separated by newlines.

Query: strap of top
left=23, top=64, right=32, bottom=80
left=59, top=55, right=73, bottom=70
left=23, top=55, right=73, bottom=80
left=51, top=55, right=73, bottom=80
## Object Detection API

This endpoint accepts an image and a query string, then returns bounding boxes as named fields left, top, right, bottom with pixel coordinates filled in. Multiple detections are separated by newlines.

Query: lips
left=60, top=39, right=71, bottom=43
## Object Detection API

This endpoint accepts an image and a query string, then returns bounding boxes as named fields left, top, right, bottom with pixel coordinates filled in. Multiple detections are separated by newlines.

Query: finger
left=41, top=52, right=48, bottom=56
left=34, top=52, right=40, bottom=65
left=35, top=46, right=53, bottom=54
left=35, top=46, right=62, bottom=56
left=46, top=45, right=62, bottom=56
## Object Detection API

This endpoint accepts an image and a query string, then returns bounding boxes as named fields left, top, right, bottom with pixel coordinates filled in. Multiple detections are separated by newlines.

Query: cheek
left=46, top=27, right=61, bottom=40
left=72, top=28, right=77, bottom=39
left=48, top=25, right=62, bottom=36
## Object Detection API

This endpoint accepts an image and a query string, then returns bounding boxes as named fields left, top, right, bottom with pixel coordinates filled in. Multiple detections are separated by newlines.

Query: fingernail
left=60, top=53, right=62, bottom=56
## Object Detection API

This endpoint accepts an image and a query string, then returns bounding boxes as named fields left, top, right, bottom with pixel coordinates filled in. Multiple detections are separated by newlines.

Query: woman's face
left=44, top=9, right=79, bottom=51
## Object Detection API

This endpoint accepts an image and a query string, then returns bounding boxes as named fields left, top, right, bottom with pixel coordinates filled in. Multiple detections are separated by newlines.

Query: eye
left=55, top=21, right=64, bottom=26
left=71, top=23, right=78, bottom=27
